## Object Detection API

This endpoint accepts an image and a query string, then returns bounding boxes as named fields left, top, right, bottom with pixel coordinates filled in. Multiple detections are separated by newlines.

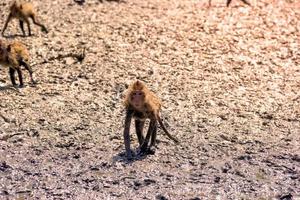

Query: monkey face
left=130, top=91, right=145, bottom=109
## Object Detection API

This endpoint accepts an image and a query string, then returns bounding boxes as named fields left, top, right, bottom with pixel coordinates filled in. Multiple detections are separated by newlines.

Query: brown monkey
left=2, top=0, right=48, bottom=37
left=0, top=40, right=36, bottom=87
left=208, top=0, right=251, bottom=7
left=123, top=80, right=179, bottom=159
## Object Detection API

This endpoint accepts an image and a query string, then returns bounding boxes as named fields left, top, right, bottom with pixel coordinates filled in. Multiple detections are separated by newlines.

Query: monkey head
left=124, top=80, right=149, bottom=111
left=130, top=80, right=146, bottom=109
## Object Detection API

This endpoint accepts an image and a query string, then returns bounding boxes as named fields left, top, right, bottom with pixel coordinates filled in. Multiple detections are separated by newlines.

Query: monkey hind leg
left=30, top=15, right=48, bottom=33
left=135, top=119, right=145, bottom=146
left=9, top=67, right=17, bottom=86
left=140, top=120, right=156, bottom=154
left=20, top=60, right=36, bottom=85
left=149, top=124, right=157, bottom=148
left=16, top=68, right=24, bottom=87
left=24, top=19, right=32, bottom=36
left=146, top=124, right=157, bottom=155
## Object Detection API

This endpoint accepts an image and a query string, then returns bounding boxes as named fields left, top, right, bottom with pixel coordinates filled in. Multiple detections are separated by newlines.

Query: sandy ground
left=0, top=0, right=299, bottom=199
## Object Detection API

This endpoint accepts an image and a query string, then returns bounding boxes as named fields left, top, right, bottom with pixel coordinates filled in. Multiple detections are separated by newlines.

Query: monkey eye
left=132, top=92, right=143, bottom=96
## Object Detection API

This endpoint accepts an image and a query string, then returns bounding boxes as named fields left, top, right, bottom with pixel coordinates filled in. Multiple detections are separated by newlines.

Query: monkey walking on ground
left=2, top=0, right=48, bottom=37
left=123, top=80, right=179, bottom=159
left=0, top=40, right=36, bottom=87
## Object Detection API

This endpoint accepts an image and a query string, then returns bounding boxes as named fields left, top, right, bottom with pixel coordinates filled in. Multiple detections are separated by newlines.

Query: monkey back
left=10, top=0, right=35, bottom=20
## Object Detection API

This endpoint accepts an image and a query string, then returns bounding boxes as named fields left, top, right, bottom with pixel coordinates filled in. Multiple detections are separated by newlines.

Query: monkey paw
left=139, top=145, right=148, bottom=154
left=138, top=146, right=155, bottom=156
left=146, top=148, right=156, bottom=155
left=30, top=80, right=37, bottom=86
left=126, top=150, right=136, bottom=160
left=42, top=27, right=48, bottom=33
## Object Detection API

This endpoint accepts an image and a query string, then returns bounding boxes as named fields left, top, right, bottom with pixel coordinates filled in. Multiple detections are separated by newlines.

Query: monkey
left=0, top=40, right=36, bottom=87
left=123, top=80, right=179, bottom=159
left=2, top=0, right=48, bottom=37
left=208, top=0, right=251, bottom=7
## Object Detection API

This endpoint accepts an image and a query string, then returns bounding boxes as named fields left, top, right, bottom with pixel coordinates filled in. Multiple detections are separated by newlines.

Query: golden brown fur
left=123, top=80, right=179, bottom=159
left=2, top=0, right=48, bottom=36
left=10, top=0, right=35, bottom=21
left=124, top=80, right=161, bottom=115
left=0, top=40, right=28, bottom=68
left=0, top=40, right=35, bottom=87
left=7, top=41, right=29, bottom=67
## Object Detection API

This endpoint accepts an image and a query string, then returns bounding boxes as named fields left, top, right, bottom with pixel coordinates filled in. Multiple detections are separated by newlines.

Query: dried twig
left=0, top=113, right=16, bottom=124
left=32, top=48, right=86, bottom=67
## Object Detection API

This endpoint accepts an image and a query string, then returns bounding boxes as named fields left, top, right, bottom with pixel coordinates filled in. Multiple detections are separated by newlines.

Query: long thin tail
left=157, top=115, right=179, bottom=144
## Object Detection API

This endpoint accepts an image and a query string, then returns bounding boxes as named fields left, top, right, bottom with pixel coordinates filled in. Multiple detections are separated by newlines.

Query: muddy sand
left=0, top=0, right=299, bottom=199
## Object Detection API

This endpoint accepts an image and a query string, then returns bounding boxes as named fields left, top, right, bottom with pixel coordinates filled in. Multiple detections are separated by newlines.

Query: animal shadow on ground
left=2, top=34, right=33, bottom=38
left=112, top=148, right=156, bottom=164
left=0, top=82, right=36, bottom=90
left=0, top=85, right=20, bottom=91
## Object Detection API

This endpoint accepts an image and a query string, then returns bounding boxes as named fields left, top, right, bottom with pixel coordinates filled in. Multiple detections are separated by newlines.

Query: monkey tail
left=157, top=115, right=179, bottom=144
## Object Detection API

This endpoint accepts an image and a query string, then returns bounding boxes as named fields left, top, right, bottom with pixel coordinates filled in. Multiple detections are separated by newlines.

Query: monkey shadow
left=0, top=83, right=36, bottom=91
left=112, top=150, right=154, bottom=164
left=2, top=34, right=30, bottom=39
left=0, top=85, right=19, bottom=92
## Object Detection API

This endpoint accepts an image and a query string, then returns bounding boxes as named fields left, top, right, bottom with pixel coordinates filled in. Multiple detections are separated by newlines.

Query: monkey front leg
left=123, top=109, right=133, bottom=159
left=16, top=68, right=24, bottom=87
left=26, top=20, right=32, bottom=36
left=19, top=20, right=26, bottom=36
left=2, top=14, right=12, bottom=36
